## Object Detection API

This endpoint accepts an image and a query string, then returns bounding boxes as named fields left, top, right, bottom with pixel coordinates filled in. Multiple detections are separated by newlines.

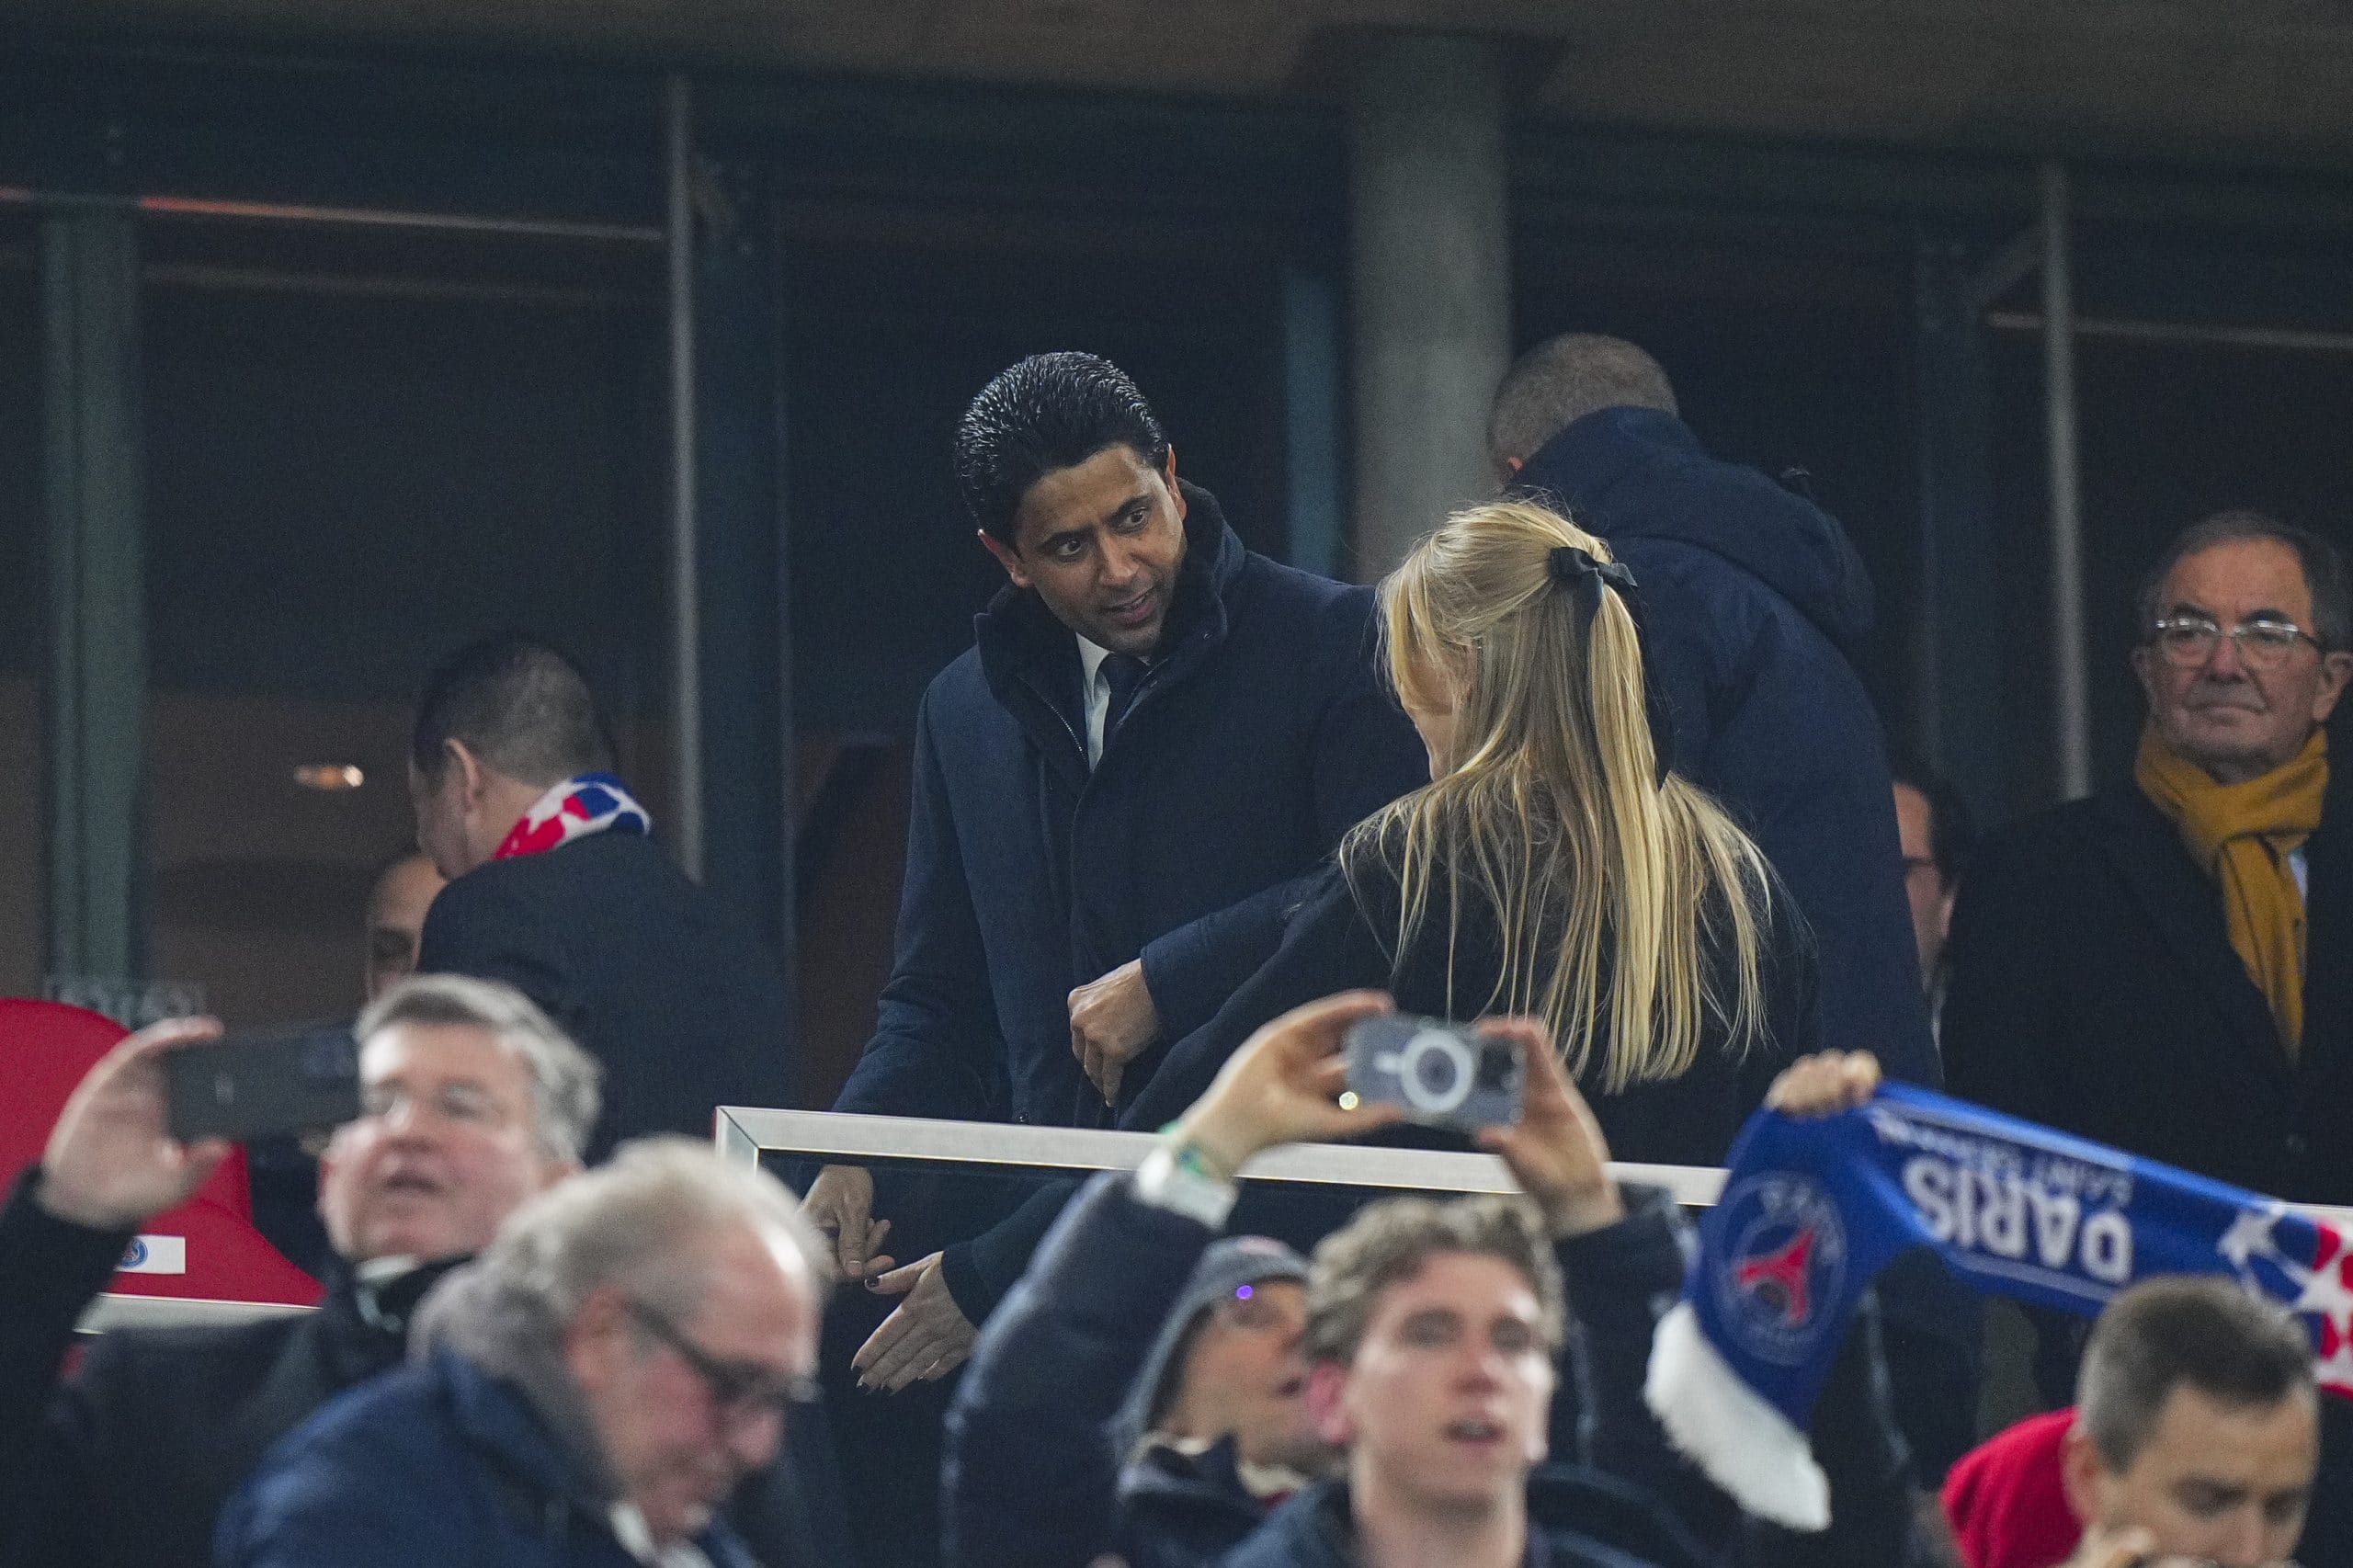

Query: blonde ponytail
left=1342, top=499, right=1773, bottom=1090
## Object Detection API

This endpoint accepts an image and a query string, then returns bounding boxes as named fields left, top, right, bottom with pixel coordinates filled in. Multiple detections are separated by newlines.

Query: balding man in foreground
left=219, top=1138, right=829, bottom=1568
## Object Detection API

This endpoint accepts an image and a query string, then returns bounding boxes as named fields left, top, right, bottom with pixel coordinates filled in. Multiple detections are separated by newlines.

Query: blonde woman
left=1120, top=498, right=1816, bottom=1166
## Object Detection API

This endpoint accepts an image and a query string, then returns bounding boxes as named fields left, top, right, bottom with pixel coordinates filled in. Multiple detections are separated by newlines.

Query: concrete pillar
left=1347, top=34, right=1512, bottom=580
left=41, top=206, right=147, bottom=984
left=1912, top=235, right=2008, bottom=821
left=1280, top=265, right=1345, bottom=578
left=667, top=77, right=797, bottom=1020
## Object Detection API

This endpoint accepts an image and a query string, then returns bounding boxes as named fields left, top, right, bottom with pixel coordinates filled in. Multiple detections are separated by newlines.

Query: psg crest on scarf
left=1646, top=1083, right=2353, bottom=1531
left=1712, top=1175, right=1848, bottom=1369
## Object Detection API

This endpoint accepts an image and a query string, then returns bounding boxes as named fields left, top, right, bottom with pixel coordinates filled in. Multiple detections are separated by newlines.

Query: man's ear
left=1306, top=1359, right=1354, bottom=1449
left=1163, top=445, right=1187, bottom=523
left=312, top=1124, right=353, bottom=1224
left=565, top=1283, right=632, bottom=1392
left=2129, top=644, right=2160, bottom=710
left=443, top=738, right=489, bottom=810
left=977, top=528, right=1030, bottom=589
left=2311, top=649, right=2353, bottom=726
left=2057, top=1419, right=2106, bottom=1528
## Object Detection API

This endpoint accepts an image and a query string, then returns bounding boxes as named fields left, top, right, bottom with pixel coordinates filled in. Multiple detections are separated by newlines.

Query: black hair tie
left=1546, top=546, right=1677, bottom=787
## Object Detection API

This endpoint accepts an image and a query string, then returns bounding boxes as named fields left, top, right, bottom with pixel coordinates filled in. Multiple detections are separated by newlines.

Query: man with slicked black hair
left=409, top=632, right=794, bottom=1158
left=808, top=352, right=1425, bottom=1409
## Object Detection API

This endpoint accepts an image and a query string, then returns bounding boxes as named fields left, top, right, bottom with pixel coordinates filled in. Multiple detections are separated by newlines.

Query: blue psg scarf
left=1644, top=1084, right=2353, bottom=1530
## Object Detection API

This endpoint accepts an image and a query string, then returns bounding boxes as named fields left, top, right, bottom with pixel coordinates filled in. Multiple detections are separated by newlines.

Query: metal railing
left=79, top=1293, right=310, bottom=1334
left=74, top=1108, right=2353, bottom=1334
left=713, top=1106, right=1729, bottom=1208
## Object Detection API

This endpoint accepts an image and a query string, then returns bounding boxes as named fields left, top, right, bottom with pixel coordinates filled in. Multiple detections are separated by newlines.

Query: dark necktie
left=1101, top=653, right=1147, bottom=742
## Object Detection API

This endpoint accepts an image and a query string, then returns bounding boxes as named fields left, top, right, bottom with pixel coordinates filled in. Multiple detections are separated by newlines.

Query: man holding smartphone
left=0, top=974, right=596, bottom=1568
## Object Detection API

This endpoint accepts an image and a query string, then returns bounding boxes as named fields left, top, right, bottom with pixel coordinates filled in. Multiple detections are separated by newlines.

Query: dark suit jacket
left=832, top=486, right=1425, bottom=1135
left=418, top=830, right=795, bottom=1159
left=1942, top=745, right=2353, bottom=1205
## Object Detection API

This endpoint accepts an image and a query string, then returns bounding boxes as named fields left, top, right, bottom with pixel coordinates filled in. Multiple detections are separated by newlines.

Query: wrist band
left=1134, top=1142, right=1240, bottom=1229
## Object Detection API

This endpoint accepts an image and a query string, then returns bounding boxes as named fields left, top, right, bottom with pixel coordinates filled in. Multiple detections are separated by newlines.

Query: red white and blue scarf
left=492, top=773, right=653, bottom=861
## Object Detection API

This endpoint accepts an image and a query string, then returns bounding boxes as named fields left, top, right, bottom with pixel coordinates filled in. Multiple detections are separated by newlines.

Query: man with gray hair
left=1947, top=508, right=2353, bottom=1212
left=2061, top=1278, right=2319, bottom=1568
left=218, top=1137, right=829, bottom=1568
left=0, top=973, right=596, bottom=1568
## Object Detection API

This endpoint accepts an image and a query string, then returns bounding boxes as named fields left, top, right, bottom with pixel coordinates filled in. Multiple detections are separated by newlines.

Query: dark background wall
left=783, top=227, right=1295, bottom=739
left=6, top=51, right=2353, bottom=1090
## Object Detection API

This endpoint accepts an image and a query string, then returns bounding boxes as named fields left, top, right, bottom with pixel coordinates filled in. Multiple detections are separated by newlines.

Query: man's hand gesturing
left=853, top=1252, right=977, bottom=1392
left=38, top=1017, right=235, bottom=1232
left=1069, top=960, right=1160, bottom=1105
left=801, top=1165, right=892, bottom=1284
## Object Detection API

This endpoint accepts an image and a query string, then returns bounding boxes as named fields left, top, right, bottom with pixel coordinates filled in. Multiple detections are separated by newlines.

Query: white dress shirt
left=1078, top=635, right=1114, bottom=767
left=609, top=1502, right=716, bottom=1568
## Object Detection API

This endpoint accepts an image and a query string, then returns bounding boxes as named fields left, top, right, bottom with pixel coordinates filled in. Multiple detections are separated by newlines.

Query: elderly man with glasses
left=1938, top=509, right=2353, bottom=1565
left=218, top=1138, right=830, bottom=1568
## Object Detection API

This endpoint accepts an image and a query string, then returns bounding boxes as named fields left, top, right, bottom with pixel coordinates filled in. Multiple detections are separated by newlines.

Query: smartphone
left=163, top=1025, right=362, bottom=1143
left=1343, top=1014, right=1525, bottom=1133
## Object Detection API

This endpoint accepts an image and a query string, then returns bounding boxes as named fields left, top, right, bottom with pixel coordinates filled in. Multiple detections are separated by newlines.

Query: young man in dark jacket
left=804, top=353, right=1427, bottom=1373
left=949, top=992, right=1732, bottom=1568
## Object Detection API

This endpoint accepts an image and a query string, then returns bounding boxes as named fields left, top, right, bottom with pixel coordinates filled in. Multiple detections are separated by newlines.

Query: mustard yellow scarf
left=2134, top=725, right=2327, bottom=1052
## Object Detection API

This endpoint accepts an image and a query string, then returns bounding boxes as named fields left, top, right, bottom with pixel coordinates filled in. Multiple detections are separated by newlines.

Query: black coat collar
left=312, top=1253, right=468, bottom=1386
left=2088, top=747, right=2353, bottom=1085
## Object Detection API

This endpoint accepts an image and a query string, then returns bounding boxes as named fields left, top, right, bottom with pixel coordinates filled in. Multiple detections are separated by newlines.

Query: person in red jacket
left=1941, top=1410, right=2079, bottom=1568
left=1944, top=1278, right=2324, bottom=1568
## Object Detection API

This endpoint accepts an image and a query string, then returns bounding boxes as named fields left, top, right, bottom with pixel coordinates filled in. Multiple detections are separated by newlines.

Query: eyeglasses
left=623, top=1298, right=819, bottom=1424
left=359, top=1080, right=515, bottom=1131
left=2148, top=614, right=2323, bottom=671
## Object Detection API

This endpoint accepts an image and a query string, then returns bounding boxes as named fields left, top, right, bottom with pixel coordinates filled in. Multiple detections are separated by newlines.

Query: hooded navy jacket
left=1511, top=408, right=1936, bottom=1088
left=832, top=483, right=1426, bottom=1144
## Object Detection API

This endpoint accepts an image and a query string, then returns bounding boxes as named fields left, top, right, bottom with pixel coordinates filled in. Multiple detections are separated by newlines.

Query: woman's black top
left=1120, top=855, right=1821, bottom=1170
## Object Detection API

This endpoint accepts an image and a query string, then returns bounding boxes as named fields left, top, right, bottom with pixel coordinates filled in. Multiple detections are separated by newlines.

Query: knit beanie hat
left=1111, top=1235, right=1311, bottom=1459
